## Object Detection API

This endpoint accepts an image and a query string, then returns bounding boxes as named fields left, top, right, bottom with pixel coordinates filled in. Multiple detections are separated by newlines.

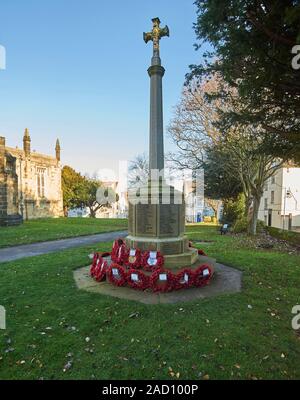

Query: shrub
left=233, top=217, right=265, bottom=234
left=256, top=220, right=266, bottom=234
left=222, top=193, right=245, bottom=225
left=233, top=216, right=248, bottom=233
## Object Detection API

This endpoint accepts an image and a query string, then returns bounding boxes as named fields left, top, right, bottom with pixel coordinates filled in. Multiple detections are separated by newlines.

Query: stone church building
left=0, top=129, right=63, bottom=225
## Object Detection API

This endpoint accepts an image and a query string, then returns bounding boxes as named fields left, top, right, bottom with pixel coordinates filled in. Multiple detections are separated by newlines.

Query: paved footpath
left=0, top=230, right=127, bottom=263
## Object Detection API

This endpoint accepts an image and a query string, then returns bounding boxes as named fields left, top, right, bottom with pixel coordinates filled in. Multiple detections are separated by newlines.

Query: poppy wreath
left=188, top=241, right=207, bottom=256
left=124, top=248, right=142, bottom=269
left=126, top=268, right=150, bottom=290
left=174, top=268, right=195, bottom=290
left=150, top=269, right=175, bottom=292
left=93, top=257, right=108, bottom=282
left=111, top=239, right=127, bottom=264
left=106, top=263, right=127, bottom=287
left=90, top=252, right=100, bottom=276
left=142, top=251, right=164, bottom=271
left=193, top=264, right=213, bottom=287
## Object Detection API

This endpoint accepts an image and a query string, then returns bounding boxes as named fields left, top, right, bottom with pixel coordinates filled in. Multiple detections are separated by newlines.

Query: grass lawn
left=0, top=218, right=127, bottom=248
left=0, top=225, right=299, bottom=380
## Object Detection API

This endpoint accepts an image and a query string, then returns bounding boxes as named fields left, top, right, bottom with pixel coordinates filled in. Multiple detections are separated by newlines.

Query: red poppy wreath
left=193, top=264, right=213, bottom=287
left=149, top=269, right=175, bottom=292
left=106, top=263, right=127, bottom=287
left=124, top=248, right=142, bottom=269
left=142, top=250, right=164, bottom=271
left=174, top=268, right=195, bottom=290
left=111, top=239, right=127, bottom=264
left=93, top=257, right=108, bottom=282
left=126, top=269, right=150, bottom=290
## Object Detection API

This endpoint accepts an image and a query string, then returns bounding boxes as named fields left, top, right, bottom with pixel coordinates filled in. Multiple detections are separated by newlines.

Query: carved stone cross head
left=143, top=17, right=169, bottom=56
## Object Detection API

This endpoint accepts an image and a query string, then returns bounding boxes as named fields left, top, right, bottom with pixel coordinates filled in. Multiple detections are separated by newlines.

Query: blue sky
left=0, top=0, right=204, bottom=176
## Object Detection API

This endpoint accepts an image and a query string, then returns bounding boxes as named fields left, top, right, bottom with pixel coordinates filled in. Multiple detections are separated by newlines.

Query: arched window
left=37, top=167, right=46, bottom=198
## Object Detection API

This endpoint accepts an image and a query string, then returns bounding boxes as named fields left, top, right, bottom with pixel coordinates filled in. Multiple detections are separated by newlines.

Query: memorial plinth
left=126, top=180, right=199, bottom=268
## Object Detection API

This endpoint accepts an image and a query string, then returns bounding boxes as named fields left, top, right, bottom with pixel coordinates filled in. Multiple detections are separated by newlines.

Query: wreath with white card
left=174, top=268, right=194, bottom=290
left=126, top=268, right=150, bottom=290
left=142, top=250, right=164, bottom=271
left=150, top=269, right=175, bottom=292
left=106, top=263, right=127, bottom=286
left=90, top=244, right=214, bottom=292
left=124, top=248, right=142, bottom=269
left=193, top=264, right=213, bottom=287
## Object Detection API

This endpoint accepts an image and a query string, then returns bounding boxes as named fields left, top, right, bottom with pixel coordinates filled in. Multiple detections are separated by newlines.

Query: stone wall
left=0, top=175, right=7, bottom=220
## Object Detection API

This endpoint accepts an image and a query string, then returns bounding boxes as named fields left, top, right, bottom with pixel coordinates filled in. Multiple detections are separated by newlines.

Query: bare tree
left=128, top=153, right=149, bottom=189
left=169, top=76, right=285, bottom=234
left=168, top=79, right=221, bottom=169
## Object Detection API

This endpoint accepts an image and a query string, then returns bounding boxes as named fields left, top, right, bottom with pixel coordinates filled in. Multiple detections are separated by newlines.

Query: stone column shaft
left=148, top=64, right=165, bottom=173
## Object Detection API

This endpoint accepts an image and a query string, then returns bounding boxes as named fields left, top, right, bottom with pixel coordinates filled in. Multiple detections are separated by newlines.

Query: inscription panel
left=136, top=203, right=157, bottom=237
left=159, top=204, right=180, bottom=237
left=160, top=241, right=182, bottom=255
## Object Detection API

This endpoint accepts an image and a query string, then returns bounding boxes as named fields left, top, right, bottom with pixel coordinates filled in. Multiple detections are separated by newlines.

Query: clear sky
left=0, top=0, right=204, bottom=176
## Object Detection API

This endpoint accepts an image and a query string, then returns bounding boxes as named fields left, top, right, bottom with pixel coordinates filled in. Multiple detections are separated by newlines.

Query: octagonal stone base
left=125, top=234, right=188, bottom=255
left=74, top=262, right=242, bottom=305
left=125, top=235, right=199, bottom=268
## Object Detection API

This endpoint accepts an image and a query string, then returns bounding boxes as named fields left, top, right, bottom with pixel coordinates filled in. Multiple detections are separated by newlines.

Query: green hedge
left=267, top=226, right=300, bottom=245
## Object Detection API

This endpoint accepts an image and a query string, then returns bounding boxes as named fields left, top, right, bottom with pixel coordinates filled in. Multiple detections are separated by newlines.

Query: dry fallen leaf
left=63, top=360, right=72, bottom=372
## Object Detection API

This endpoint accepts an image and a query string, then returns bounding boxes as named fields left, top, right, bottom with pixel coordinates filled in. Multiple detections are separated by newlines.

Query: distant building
left=258, top=166, right=300, bottom=231
left=183, top=179, right=205, bottom=223
left=168, top=171, right=205, bottom=223
left=68, top=180, right=128, bottom=219
left=0, top=129, right=63, bottom=225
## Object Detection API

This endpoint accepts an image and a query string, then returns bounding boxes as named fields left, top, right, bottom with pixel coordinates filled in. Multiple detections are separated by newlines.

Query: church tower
left=55, top=139, right=61, bottom=162
left=0, top=136, right=5, bottom=172
left=23, top=128, right=31, bottom=156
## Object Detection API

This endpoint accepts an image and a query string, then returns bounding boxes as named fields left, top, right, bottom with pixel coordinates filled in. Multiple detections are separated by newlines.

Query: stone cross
left=143, top=17, right=169, bottom=62
left=144, top=18, right=169, bottom=176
